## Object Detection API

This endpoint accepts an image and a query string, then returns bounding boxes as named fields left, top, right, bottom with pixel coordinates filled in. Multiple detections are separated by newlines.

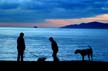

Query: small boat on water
left=34, top=26, right=38, bottom=28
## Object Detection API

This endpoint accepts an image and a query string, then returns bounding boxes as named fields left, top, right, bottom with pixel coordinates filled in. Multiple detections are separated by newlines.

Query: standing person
left=17, top=32, right=26, bottom=61
left=49, top=37, right=59, bottom=62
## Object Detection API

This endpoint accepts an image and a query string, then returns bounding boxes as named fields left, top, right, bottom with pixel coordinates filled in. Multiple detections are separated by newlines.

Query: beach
left=0, top=60, right=108, bottom=66
left=0, top=60, right=108, bottom=70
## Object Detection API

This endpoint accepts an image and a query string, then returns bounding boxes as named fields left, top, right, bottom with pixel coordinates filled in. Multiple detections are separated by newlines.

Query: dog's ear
left=88, top=45, right=92, bottom=48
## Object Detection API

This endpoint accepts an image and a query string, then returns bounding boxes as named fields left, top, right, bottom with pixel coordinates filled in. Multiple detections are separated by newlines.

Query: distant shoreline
left=61, top=22, right=108, bottom=29
left=61, top=27, right=108, bottom=29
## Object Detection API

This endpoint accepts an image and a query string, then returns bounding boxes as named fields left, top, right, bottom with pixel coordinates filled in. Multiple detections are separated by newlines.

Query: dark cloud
left=0, top=3, right=19, bottom=10
left=0, top=0, right=107, bottom=23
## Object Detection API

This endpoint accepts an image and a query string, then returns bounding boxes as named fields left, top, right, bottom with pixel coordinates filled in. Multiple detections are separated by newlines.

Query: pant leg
left=17, top=51, right=20, bottom=61
left=21, top=51, right=24, bottom=61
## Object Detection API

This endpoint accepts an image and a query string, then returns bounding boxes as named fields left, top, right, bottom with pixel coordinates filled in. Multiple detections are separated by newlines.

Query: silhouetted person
left=49, top=37, right=59, bottom=62
left=17, top=32, right=25, bottom=61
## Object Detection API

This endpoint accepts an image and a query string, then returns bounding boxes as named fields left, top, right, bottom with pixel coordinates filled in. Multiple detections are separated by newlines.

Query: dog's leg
left=82, top=55, right=84, bottom=61
left=88, top=55, right=90, bottom=61
left=91, top=54, right=93, bottom=61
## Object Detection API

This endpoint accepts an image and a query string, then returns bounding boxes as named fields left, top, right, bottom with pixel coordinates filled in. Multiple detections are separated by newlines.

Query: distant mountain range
left=61, top=22, right=108, bottom=29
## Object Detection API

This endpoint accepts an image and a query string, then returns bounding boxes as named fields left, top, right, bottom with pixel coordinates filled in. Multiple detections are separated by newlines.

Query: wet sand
left=0, top=60, right=108, bottom=68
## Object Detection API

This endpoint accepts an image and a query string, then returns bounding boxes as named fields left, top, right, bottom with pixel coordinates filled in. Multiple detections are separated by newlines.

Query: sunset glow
left=37, top=14, right=108, bottom=27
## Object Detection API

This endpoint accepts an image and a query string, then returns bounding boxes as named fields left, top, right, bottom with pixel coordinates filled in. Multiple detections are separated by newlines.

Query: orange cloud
left=37, top=14, right=108, bottom=27
left=0, top=14, right=108, bottom=27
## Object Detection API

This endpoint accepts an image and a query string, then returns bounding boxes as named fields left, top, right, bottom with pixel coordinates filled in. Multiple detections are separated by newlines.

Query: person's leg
left=53, top=55, right=59, bottom=62
left=52, top=52, right=56, bottom=57
left=53, top=51, right=59, bottom=62
left=17, top=51, right=20, bottom=61
left=21, top=51, right=24, bottom=61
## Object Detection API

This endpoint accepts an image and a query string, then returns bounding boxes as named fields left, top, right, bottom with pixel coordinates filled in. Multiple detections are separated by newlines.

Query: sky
left=0, top=0, right=108, bottom=27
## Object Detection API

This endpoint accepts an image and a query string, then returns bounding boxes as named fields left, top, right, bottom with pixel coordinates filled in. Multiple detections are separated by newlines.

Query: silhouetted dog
left=37, top=57, right=46, bottom=62
left=74, top=46, right=93, bottom=61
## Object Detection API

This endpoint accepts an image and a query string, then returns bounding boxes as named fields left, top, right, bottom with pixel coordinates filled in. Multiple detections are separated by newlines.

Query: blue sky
left=0, top=0, right=108, bottom=27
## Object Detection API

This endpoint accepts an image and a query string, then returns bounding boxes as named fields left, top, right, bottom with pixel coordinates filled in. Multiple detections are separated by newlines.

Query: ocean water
left=0, top=27, right=108, bottom=61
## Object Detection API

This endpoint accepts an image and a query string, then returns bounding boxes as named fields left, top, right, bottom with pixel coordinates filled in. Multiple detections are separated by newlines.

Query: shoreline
left=0, top=60, right=108, bottom=64
left=0, top=60, right=108, bottom=69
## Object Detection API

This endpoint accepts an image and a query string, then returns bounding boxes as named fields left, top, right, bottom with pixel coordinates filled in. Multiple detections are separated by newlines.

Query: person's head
left=20, top=32, right=24, bottom=37
left=49, top=37, right=54, bottom=41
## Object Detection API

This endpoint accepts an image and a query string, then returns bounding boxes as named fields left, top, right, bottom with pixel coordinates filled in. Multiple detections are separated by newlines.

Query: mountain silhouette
left=61, top=22, right=108, bottom=29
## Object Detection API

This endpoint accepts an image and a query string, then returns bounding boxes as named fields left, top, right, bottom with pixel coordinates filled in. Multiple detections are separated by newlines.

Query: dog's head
left=37, top=57, right=46, bottom=62
left=74, top=49, right=80, bottom=54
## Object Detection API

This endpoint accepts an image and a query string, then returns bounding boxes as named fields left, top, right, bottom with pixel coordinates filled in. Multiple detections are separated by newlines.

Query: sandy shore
left=0, top=60, right=108, bottom=66
left=0, top=60, right=108, bottom=70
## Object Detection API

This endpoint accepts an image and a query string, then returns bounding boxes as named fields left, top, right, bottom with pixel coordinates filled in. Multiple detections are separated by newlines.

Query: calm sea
left=0, top=27, right=108, bottom=61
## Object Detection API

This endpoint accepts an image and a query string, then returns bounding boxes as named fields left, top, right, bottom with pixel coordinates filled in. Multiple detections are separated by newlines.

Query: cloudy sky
left=0, top=0, right=108, bottom=27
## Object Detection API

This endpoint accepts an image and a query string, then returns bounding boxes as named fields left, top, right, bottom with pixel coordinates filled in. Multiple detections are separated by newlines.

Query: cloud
left=36, top=14, right=108, bottom=27
left=0, top=0, right=108, bottom=26
left=0, top=2, right=19, bottom=10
